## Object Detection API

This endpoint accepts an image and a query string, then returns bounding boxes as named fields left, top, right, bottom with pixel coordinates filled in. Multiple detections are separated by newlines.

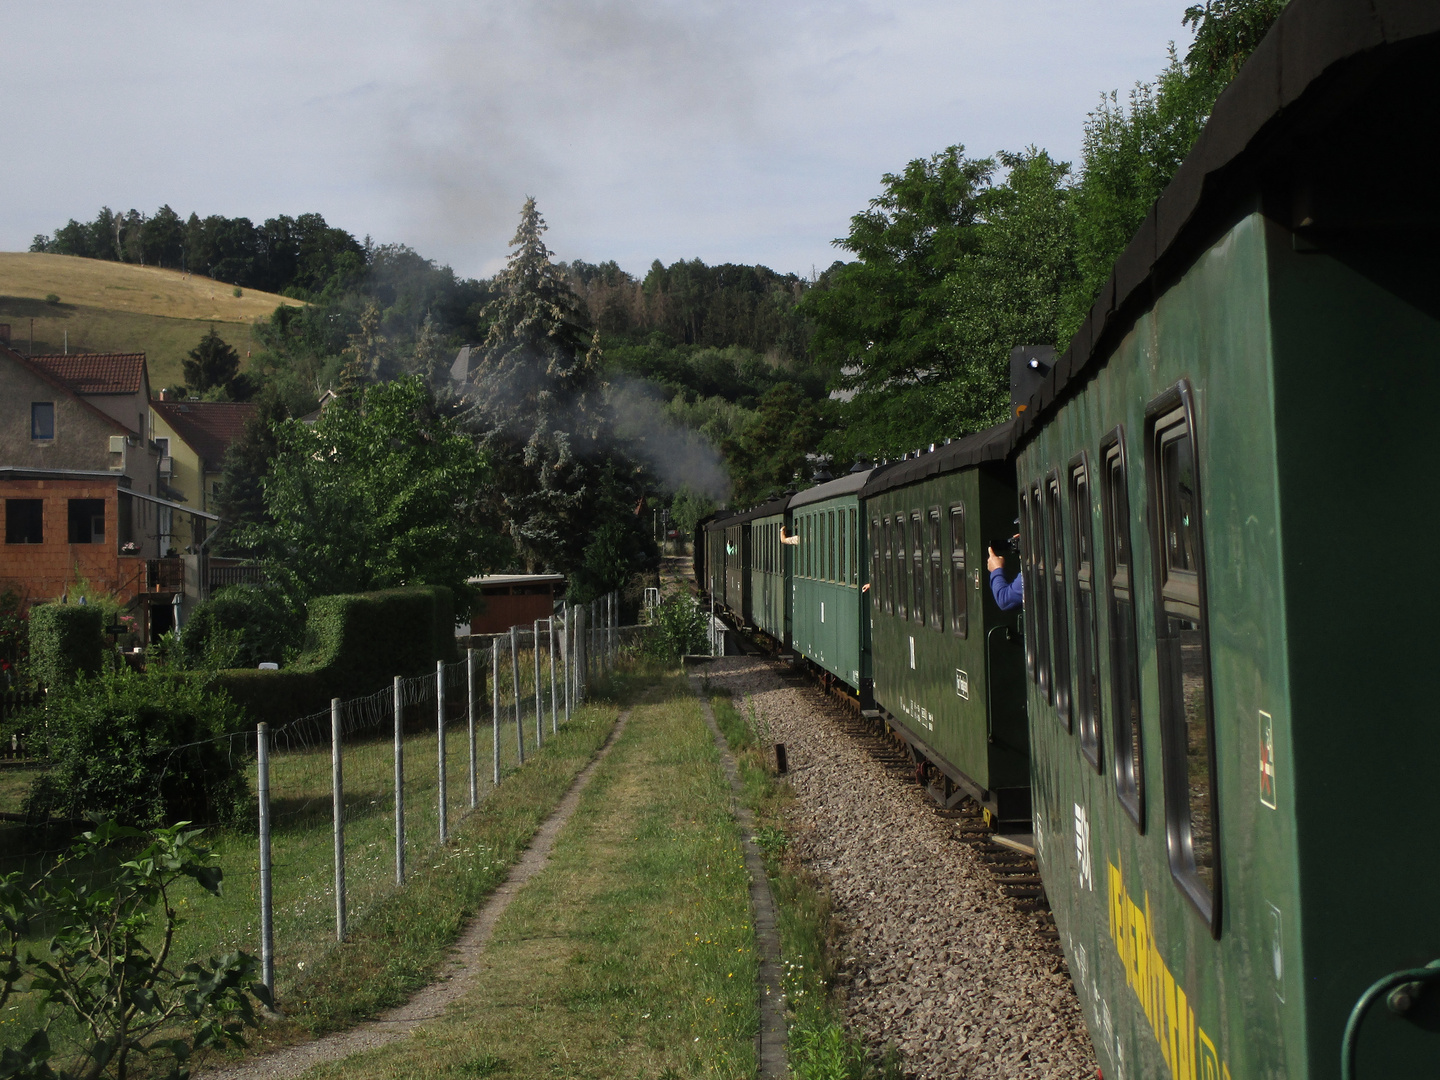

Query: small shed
left=468, top=573, right=566, bottom=634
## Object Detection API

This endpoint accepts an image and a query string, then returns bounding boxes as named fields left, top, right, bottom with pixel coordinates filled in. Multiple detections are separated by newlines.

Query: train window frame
left=893, top=515, right=907, bottom=620
left=1045, top=472, right=1073, bottom=726
left=883, top=516, right=895, bottom=616
left=837, top=509, right=847, bottom=584
left=830, top=509, right=838, bottom=581
left=850, top=508, right=858, bottom=585
left=1029, top=482, right=1051, bottom=703
left=948, top=503, right=967, bottom=639
left=1069, top=453, right=1103, bottom=772
left=870, top=517, right=882, bottom=603
left=927, top=507, right=944, bottom=632
left=1145, top=382, right=1221, bottom=937
left=1018, top=492, right=1034, bottom=678
left=910, top=509, right=925, bottom=626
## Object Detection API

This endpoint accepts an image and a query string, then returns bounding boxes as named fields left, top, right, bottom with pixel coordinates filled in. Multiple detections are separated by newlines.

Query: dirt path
left=204, top=703, right=637, bottom=1080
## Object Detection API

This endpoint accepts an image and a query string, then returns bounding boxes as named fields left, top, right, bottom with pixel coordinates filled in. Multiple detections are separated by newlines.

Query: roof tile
left=28, top=353, right=146, bottom=395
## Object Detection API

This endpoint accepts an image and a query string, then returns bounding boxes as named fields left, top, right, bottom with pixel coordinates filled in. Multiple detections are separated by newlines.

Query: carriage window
left=1071, top=459, right=1102, bottom=770
left=910, top=510, right=925, bottom=625
left=840, top=512, right=852, bottom=587
left=1102, top=436, right=1144, bottom=828
left=949, top=504, right=967, bottom=639
left=1149, top=394, right=1219, bottom=931
left=892, top=516, right=906, bottom=620
left=1030, top=483, right=1051, bottom=702
left=928, top=508, right=944, bottom=632
left=829, top=510, right=838, bottom=581
left=837, top=510, right=846, bottom=584
left=870, top=518, right=882, bottom=601
left=1019, top=494, right=1033, bottom=677
left=1046, top=474, right=1072, bottom=727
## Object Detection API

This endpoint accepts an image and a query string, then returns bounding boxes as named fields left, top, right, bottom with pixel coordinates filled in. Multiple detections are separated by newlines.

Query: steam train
left=698, top=4, right=1440, bottom=1076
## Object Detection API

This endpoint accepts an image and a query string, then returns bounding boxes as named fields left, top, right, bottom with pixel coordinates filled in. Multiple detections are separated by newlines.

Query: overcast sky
left=4, top=1, right=1189, bottom=280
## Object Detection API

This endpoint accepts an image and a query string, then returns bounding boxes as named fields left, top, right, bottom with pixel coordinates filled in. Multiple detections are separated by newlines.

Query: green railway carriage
left=860, top=427, right=1030, bottom=826
left=788, top=468, right=874, bottom=697
left=1015, top=5, right=1440, bottom=1077
left=744, top=494, right=791, bottom=647
left=723, top=517, right=749, bottom=624
left=701, top=513, right=733, bottom=607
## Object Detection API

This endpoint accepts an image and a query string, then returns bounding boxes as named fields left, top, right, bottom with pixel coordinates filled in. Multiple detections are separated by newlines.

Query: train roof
left=788, top=466, right=877, bottom=509
left=1014, top=0, right=1440, bottom=445
left=709, top=492, right=792, bottom=526
left=859, top=421, right=1015, bottom=498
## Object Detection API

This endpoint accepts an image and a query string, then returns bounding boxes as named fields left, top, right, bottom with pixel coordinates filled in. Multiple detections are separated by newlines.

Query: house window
left=5, top=500, right=43, bottom=544
left=68, top=499, right=106, bottom=544
left=949, top=504, right=967, bottom=639
left=1148, top=386, right=1220, bottom=932
left=31, top=403, right=54, bottom=441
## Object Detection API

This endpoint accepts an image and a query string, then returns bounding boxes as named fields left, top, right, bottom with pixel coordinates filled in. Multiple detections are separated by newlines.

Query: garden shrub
left=212, top=585, right=456, bottom=725
left=181, top=583, right=302, bottom=669
left=27, top=602, right=104, bottom=689
left=643, top=589, right=710, bottom=662
left=25, top=669, right=249, bottom=828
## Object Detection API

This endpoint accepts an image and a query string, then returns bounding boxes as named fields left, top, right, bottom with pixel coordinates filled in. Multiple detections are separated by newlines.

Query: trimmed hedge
left=28, top=603, right=105, bottom=689
left=212, top=585, right=457, bottom=725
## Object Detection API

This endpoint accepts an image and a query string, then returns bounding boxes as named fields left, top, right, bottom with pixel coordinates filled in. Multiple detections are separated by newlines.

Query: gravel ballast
left=701, top=656, right=1097, bottom=1080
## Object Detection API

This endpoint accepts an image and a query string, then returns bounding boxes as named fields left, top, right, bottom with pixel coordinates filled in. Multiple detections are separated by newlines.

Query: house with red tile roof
left=0, top=346, right=217, bottom=641
left=150, top=395, right=256, bottom=551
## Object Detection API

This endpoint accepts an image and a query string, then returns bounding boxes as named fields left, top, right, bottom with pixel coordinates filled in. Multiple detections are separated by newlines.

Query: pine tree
left=182, top=327, right=241, bottom=394
left=337, top=301, right=387, bottom=395
left=467, top=200, right=652, bottom=590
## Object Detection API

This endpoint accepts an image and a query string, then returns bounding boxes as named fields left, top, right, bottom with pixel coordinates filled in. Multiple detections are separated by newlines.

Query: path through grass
left=304, top=673, right=759, bottom=1080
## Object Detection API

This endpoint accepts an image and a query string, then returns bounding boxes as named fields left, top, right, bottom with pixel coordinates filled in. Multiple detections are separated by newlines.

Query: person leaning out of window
left=988, top=535, right=1023, bottom=611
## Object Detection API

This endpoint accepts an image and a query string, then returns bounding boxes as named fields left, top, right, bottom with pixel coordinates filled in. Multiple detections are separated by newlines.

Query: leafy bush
left=211, top=585, right=456, bottom=724
left=25, top=669, right=249, bottom=828
left=0, top=822, right=272, bottom=1079
left=643, top=590, right=709, bottom=662
left=27, top=603, right=104, bottom=690
left=180, top=584, right=302, bottom=670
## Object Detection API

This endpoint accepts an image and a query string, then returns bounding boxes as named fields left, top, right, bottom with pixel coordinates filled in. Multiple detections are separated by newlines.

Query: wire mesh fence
left=0, top=593, right=637, bottom=1009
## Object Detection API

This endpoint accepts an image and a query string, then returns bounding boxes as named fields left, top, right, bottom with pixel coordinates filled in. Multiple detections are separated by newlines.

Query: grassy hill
left=0, top=252, right=299, bottom=389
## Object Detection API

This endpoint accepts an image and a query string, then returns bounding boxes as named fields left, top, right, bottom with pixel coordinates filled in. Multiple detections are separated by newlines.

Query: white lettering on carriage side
left=956, top=668, right=969, bottom=699
left=1259, top=709, right=1277, bottom=809
left=820, top=601, right=825, bottom=623
left=909, top=636, right=916, bottom=669
left=1074, top=803, right=1093, bottom=891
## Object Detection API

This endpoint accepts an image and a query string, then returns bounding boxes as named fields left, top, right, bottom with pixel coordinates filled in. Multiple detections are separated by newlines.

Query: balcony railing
left=145, top=558, right=184, bottom=593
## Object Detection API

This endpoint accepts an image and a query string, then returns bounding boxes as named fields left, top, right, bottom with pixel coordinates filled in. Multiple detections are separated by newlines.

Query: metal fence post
left=492, top=642, right=500, bottom=786
left=511, top=625, right=524, bottom=765
left=533, top=619, right=543, bottom=748
left=467, top=647, right=478, bottom=810
left=563, top=606, right=572, bottom=722
left=437, top=660, right=448, bottom=846
left=331, top=698, right=346, bottom=943
left=393, top=676, right=404, bottom=885
left=548, top=616, right=558, bottom=735
left=257, top=722, right=274, bottom=993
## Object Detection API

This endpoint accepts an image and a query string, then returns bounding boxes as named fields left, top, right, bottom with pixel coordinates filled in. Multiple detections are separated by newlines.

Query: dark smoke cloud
left=606, top=376, right=731, bottom=502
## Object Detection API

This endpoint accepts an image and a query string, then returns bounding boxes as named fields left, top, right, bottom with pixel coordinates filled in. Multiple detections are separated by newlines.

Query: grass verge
left=709, top=691, right=903, bottom=1080
left=301, top=671, right=759, bottom=1079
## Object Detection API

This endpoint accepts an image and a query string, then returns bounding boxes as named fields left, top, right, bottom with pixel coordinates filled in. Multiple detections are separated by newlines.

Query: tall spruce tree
left=183, top=328, right=241, bottom=394
left=468, top=199, right=653, bottom=590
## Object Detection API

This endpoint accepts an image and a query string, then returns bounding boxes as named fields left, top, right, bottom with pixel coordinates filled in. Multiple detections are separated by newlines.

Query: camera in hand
left=990, top=535, right=1020, bottom=556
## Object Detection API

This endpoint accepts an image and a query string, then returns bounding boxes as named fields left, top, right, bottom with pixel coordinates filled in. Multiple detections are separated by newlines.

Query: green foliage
left=643, top=591, right=709, bottom=662
left=179, top=584, right=302, bottom=670
left=24, top=669, right=248, bottom=828
left=211, top=585, right=455, bottom=724
left=0, top=821, right=272, bottom=1079
left=213, top=388, right=288, bottom=554
left=236, top=376, right=495, bottom=609
left=722, top=383, right=829, bottom=506
left=469, top=200, right=654, bottom=584
left=27, top=604, right=104, bottom=691
left=182, top=327, right=241, bottom=394
left=800, top=147, right=993, bottom=457
left=1183, top=0, right=1288, bottom=79
left=0, top=589, right=28, bottom=687
left=941, top=148, right=1078, bottom=432
left=670, top=487, right=716, bottom=539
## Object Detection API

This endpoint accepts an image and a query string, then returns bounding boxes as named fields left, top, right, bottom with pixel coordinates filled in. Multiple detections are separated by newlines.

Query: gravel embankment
left=702, top=656, right=1097, bottom=1080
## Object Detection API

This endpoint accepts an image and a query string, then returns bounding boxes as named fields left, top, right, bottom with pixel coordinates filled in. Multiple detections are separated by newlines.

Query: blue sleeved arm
left=990, top=568, right=1024, bottom=612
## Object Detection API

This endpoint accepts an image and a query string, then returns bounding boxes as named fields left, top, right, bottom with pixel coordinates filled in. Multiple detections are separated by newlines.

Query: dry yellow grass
left=0, top=252, right=303, bottom=388
left=0, top=252, right=296, bottom=322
